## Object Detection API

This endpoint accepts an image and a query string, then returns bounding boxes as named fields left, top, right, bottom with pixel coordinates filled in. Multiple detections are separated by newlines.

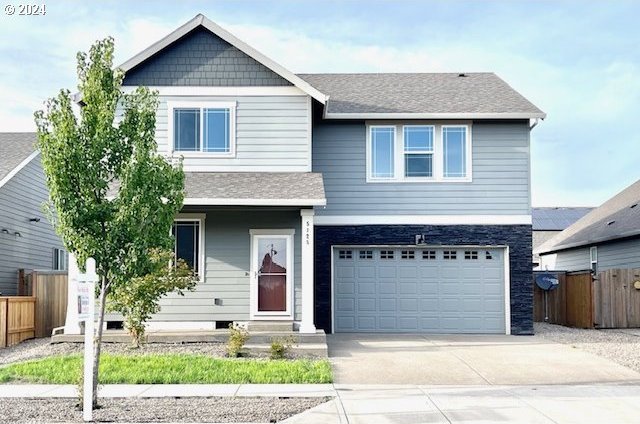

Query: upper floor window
left=169, top=101, right=236, bottom=156
left=370, top=126, right=395, bottom=179
left=404, top=126, right=434, bottom=178
left=443, top=126, right=468, bottom=178
left=367, top=123, right=471, bottom=182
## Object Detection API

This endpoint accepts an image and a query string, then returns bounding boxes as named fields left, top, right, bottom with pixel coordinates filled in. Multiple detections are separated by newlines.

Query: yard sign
left=77, top=258, right=98, bottom=422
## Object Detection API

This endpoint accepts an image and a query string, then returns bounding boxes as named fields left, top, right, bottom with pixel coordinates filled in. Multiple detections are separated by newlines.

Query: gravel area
left=0, top=396, right=330, bottom=423
left=0, top=339, right=227, bottom=366
left=535, top=322, right=640, bottom=373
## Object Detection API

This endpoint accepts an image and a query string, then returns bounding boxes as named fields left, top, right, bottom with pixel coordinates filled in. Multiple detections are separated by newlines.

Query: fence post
left=4, top=298, right=8, bottom=348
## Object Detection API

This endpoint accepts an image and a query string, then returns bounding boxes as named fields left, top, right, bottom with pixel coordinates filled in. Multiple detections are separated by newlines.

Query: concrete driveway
left=327, top=334, right=640, bottom=385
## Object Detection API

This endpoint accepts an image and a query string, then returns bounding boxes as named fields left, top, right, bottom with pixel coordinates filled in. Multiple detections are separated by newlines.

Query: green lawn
left=0, top=354, right=333, bottom=384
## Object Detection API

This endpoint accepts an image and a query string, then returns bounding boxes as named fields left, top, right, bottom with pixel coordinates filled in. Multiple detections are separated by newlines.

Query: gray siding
left=153, top=95, right=311, bottom=172
left=312, top=120, right=531, bottom=215
left=151, top=209, right=302, bottom=322
left=123, top=27, right=291, bottom=87
left=540, top=248, right=591, bottom=272
left=597, top=238, right=640, bottom=271
left=533, top=230, right=560, bottom=264
left=0, top=156, right=64, bottom=295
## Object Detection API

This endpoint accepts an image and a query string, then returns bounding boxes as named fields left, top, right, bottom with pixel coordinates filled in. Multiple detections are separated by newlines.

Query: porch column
left=299, top=209, right=317, bottom=333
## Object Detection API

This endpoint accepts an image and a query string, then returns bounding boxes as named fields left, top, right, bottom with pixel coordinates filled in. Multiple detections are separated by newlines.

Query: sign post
left=77, top=258, right=98, bottom=422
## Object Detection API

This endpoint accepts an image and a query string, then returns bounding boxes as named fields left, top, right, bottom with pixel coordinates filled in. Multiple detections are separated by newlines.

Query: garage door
left=334, top=247, right=506, bottom=333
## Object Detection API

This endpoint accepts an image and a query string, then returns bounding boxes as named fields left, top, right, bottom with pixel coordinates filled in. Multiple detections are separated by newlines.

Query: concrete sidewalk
left=285, top=384, right=640, bottom=424
left=0, top=383, right=335, bottom=398
left=4, top=383, right=640, bottom=423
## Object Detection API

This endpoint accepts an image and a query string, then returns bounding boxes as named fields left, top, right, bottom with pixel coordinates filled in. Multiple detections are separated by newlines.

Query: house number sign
left=304, top=219, right=311, bottom=245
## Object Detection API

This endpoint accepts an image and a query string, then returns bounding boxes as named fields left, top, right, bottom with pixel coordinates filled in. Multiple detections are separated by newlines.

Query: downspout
left=530, top=118, right=540, bottom=130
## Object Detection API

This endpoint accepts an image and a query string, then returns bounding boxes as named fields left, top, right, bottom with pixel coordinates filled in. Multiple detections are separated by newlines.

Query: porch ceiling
left=182, top=172, right=326, bottom=206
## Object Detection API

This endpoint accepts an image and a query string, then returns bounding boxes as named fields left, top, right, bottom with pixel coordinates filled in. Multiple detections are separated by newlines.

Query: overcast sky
left=1, top=0, right=638, bottom=207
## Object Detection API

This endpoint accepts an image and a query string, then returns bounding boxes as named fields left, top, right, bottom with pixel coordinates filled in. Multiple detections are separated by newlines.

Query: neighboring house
left=0, top=133, right=66, bottom=295
left=67, top=14, right=545, bottom=335
left=537, top=179, right=640, bottom=273
left=532, top=207, right=592, bottom=268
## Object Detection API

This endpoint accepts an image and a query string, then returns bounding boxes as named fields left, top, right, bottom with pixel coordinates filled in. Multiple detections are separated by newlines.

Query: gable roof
left=297, top=73, right=546, bottom=119
left=0, top=132, right=39, bottom=189
left=536, top=180, right=640, bottom=254
left=118, top=14, right=327, bottom=103
left=532, top=207, right=594, bottom=231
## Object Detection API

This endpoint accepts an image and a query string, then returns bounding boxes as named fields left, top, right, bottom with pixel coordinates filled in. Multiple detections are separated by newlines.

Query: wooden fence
left=594, top=268, right=640, bottom=328
left=534, top=268, right=640, bottom=329
left=0, top=297, right=36, bottom=347
left=31, top=271, right=68, bottom=338
left=0, top=270, right=68, bottom=348
left=534, top=271, right=594, bottom=328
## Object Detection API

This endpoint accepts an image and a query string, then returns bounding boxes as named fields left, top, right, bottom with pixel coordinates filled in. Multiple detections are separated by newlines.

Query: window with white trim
left=367, top=123, right=471, bottom=182
left=404, top=126, right=434, bottom=178
left=590, top=246, right=597, bottom=274
left=172, top=219, right=204, bottom=277
left=52, top=248, right=67, bottom=271
left=443, top=126, right=468, bottom=178
left=170, top=102, right=236, bottom=155
left=369, top=126, right=395, bottom=179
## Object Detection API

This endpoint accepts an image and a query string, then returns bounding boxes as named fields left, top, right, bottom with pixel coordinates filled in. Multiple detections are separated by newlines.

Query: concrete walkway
left=284, top=384, right=640, bottom=424
left=3, top=383, right=640, bottom=423
left=328, top=334, right=640, bottom=385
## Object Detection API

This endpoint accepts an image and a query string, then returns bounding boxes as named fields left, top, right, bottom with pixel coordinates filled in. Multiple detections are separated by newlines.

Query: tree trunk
left=91, top=277, right=108, bottom=408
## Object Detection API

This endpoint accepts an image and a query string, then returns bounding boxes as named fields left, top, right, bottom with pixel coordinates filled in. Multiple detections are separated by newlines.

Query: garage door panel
left=357, top=298, right=376, bottom=312
left=357, top=282, right=376, bottom=294
left=358, top=267, right=376, bottom=278
left=380, top=298, right=397, bottom=312
left=399, top=282, right=418, bottom=294
left=357, top=316, right=376, bottom=330
left=334, top=247, right=506, bottom=333
left=336, top=298, right=355, bottom=312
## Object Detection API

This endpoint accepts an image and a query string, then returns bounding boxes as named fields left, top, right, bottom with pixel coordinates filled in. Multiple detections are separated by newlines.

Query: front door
left=250, top=230, right=293, bottom=319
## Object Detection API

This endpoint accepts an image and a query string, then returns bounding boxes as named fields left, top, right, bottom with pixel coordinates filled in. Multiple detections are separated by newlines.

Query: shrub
left=227, top=323, right=249, bottom=357
left=269, top=335, right=297, bottom=360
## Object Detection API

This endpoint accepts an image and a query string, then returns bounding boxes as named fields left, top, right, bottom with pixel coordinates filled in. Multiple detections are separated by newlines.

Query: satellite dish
left=535, top=272, right=559, bottom=291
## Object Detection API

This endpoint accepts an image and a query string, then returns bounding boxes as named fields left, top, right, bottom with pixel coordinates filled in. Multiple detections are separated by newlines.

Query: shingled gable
left=119, top=14, right=326, bottom=102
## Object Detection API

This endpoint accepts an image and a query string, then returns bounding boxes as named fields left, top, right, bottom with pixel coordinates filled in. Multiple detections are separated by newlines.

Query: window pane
left=174, top=109, right=200, bottom=151
left=404, top=126, right=433, bottom=152
left=371, top=127, right=395, bottom=178
left=204, top=108, right=230, bottom=153
left=443, top=127, right=467, bottom=177
left=173, top=221, right=200, bottom=273
left=405, top=154, right=433, bottom=177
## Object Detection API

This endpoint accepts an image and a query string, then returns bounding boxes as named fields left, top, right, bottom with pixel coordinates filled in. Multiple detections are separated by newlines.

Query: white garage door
left=334, top=247, right=506, bottom=333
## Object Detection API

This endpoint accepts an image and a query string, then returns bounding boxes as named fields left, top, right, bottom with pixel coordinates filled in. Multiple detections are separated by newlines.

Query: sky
left=0, top=0, right=638, bottom=207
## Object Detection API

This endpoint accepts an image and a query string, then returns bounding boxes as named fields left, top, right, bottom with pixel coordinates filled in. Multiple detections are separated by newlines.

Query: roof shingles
left=0, top=132, right=38, bottom=183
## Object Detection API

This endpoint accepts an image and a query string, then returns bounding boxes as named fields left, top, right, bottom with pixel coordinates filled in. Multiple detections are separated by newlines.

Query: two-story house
left=66, top=14, right=545, bottom=336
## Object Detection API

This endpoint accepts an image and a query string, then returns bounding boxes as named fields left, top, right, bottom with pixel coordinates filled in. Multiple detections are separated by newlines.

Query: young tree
left=108, top=249, right=196, bottom=348
left=34, top=37, right=185, bottom=407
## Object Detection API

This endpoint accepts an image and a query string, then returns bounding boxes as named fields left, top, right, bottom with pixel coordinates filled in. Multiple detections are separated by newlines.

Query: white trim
left=315, top=214, right=533, bottom=226
left=249, top=230, right=295, bottom=320
left=167, top=100, right=237, bottom=158
left=306, top=95, right=312, bottom=172
left=330, top=244, right=512, bottom=335
left=183, top=197, right=326, bottom=206
left=441, top=124, right=472, bottom=182
left=504, top=246, right=511, bottom=335
left=121, top=86, right=307, bottom=97
left=366, top=125, right=396, bottom=181
left=326, top=112, right=547, bottom=120
left=299, top=209, right=316, bottom=333
left=117, top=14, right=327, bottom=104
left=145, top=321, right=216, bottom=331
left=174, top=213, right=206, bottom=282
left=365, top=123, right=472, bottom=183
left=0, top=150, right=40, bottom=190
left=590, top=246, right=598, bottom=273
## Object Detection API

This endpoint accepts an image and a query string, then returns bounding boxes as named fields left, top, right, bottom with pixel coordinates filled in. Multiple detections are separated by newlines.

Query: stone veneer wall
left=314, top=225, right=533, bottom=335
